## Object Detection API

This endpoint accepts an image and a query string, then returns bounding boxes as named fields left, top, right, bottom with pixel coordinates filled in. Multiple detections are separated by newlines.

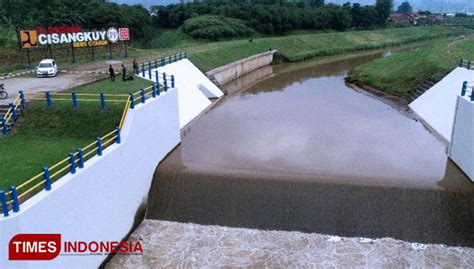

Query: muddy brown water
left=146, top=53, right=474, bottom=247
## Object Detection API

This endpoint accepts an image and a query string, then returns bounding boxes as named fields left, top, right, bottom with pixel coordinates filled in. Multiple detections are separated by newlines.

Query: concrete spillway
left=409, top=67, right=473, bottom=142
left=409, top=66, right=473, bottom=181
left=145, top=55, right=474, bottom=248
left=138, top=59, right=224, bottom=129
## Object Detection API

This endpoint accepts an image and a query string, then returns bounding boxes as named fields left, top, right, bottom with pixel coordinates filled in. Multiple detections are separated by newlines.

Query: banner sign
left=20, top=27, right=130, bottom=49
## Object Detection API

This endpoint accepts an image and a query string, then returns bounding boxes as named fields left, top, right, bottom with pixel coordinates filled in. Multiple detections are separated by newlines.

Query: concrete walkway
left=0, top=72, right=105, bottom=105
left=107, top=220, right=473, bottom=268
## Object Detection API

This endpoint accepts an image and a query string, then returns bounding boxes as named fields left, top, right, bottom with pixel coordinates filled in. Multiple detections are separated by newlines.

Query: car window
left=39, top=63, right=53, bottom=68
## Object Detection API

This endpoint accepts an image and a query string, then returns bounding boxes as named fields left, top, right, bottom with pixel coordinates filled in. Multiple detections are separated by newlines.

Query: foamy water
left=107, top=220, right=474, bottom=268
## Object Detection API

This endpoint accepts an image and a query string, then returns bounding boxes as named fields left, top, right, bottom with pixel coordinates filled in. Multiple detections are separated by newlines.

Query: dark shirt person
left=133, top=59, right=139, bottom=75
left=122, top=64, right=126, bottom=81
left=109, top=65, right=115, bottom=81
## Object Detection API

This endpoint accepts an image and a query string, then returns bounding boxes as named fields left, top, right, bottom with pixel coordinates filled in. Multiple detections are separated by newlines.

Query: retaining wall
left=450, top=96, right=473, bottom=181
left=206, top=50, right=277, bottom=85
left=409, top=67, right=474, bottom=142
left=0, top=89, right=181, bottom=268
left=139, top=59, right=224, bottom=129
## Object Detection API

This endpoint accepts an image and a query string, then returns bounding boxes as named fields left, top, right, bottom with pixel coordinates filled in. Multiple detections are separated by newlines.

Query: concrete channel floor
left=106, top=220, right=474, bottom=268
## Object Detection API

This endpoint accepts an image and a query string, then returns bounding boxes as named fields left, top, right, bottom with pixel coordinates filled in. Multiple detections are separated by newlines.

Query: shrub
left=182, top=15, right=253, bottom=41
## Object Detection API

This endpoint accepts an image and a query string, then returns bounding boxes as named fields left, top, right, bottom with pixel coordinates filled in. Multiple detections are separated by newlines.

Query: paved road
left=0, top=73, right=106, bottom=105
left=0, top=59, right=129, bottom=105
left=0, top=55, right=167, bottom=105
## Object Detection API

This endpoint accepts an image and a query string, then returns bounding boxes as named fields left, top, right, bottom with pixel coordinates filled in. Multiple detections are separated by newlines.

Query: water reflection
left=147, top=53, right=474, bottom=247
left=181, top=55, right=448, bottom=185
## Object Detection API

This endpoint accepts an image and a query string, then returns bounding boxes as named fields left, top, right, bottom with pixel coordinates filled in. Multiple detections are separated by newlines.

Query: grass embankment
left=1, top=26, right=470, bottom=75
left=348, top=36, right=474, bottom=99
left=0, top=77, right=152, bottom=191
left=143, top=26, right=471, bottom=71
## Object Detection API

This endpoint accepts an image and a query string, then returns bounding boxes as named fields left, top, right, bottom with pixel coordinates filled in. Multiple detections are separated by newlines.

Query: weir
left=145, top=53, right=474, bottom=248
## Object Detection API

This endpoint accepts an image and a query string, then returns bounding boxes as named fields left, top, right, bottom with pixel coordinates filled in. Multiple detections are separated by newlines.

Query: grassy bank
left=2, top=26, right=471, bottom=75
left=144, top=26, right=471, bottom=72
left=0, top=77, right=152, bottom=190
left=348, top=36, right=474, bottom=99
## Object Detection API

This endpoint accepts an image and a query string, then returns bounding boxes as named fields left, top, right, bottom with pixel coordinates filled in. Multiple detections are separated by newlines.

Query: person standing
left=109, top=65, right=115, bottom=81
left=121, top=64, right=127, bottom=81
left=133, top=58, right=139, bottom=75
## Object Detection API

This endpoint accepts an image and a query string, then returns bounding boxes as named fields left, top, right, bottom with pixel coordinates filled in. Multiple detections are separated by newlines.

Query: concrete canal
left=146, top=52, right=474, bottom=247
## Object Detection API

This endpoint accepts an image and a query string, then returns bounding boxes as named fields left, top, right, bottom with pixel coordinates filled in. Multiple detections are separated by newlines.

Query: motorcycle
left=0, top=84, right=7, bottom=99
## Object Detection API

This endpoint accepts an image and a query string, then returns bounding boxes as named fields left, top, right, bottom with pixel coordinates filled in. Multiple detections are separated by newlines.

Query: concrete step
left=422, top=81, right=435, bottom=89
left=415, top=88, right=426, bottom=96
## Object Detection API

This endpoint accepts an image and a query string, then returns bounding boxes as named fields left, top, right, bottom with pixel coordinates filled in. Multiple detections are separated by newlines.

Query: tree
left=375, top=0, right=393, bottom=25
left=397, top=2, right=413, bottom=14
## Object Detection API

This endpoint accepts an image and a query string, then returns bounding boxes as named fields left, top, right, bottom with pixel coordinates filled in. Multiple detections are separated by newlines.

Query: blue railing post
left=164, top=78, right=168, bottom=92
left=1, top=119, right=7, bottom=136
left=155, top=70, right=159, bottom=84
left=96, top=137, right=103, bottom=156
left=461, top=81, right=467, bottom=96
left=179, top=52, right=182, bottom=60
left=168, top=55, right=171, bottom=64
left=129, top=93, right=135, bottom=109
left=140, top=88, right=145, bottom=103
left=184, top=52, right=187, bottom=58
left=459, top=59, right=464, bottom=67
left=154, top=59, right=158, bottom=69
left=152, top=84, right=157, bottom=98
left=100, top=92, right=106, bottom=111
left=471, top=90, right=474, bottom=102
left=43, top=167, right=51, bottom=191
left=116, top=127, right=121, bottom=144
left=72, top=91, right=78, bottom=109
left=162, top=72, right=166, bottom=82
left=45, top=92, right=52, bottom=107
left=171, top=75, right=175, bottom=88
left=157, top=83, right=161, bottom=96
left=68, top=152, right=76, bottom=174
left=148, top=66, right=152, bottom=80
left=468, top=60, right=471, bottom=70
left=19, top=90, right=26, bottom=108
left=9, top=103, right=17, bottom=122
left=142, top=63, right=145, bottom=77
left=77, top=148, right=84, bottom=169
left=9, top=186, right=19, bottom=213
left=174, top=54, right=177, bottom=62
left=0, top=191, right=9, bottom=217
left=161, top=57, right=165, bottom=66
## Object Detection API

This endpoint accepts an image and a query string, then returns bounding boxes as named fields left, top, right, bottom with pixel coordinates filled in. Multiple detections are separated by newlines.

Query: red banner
left=9, top=234, right=61, bottom=260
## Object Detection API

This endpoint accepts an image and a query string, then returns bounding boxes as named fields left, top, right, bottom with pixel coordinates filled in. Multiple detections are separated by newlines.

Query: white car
left=36, top=59, right=58, bottom=77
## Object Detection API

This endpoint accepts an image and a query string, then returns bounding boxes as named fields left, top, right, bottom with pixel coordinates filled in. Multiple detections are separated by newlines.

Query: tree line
left=153, top=0, right=393, bottom=36
left=0, top=0, right=152, bottom=47
left=0, top=0, right=394, bottom=46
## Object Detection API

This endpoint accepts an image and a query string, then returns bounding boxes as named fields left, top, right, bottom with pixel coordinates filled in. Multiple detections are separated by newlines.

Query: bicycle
left=0, top=84, right=7, bottom=99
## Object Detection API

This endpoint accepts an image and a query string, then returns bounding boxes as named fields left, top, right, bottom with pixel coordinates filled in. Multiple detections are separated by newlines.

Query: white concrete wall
left=0, top=89, right=181, bottom=268
left=138, top=59, right=224, bottom=129
left=449, top=96, right=473, bottom=181
left=409, top=67, right=474, bottom=142
left=206, top=50, right=276, bottom=85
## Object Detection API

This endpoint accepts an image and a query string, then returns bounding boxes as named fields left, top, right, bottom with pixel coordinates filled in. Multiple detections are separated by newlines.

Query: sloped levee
left=0, top=90, right=180, bottom=268
left=409, top=67, right=474, bottom=142
left=450, top=96, right=474, bottom=181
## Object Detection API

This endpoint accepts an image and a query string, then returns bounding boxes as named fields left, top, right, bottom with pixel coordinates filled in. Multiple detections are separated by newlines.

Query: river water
left=146, top=52, right=474, bottom=247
